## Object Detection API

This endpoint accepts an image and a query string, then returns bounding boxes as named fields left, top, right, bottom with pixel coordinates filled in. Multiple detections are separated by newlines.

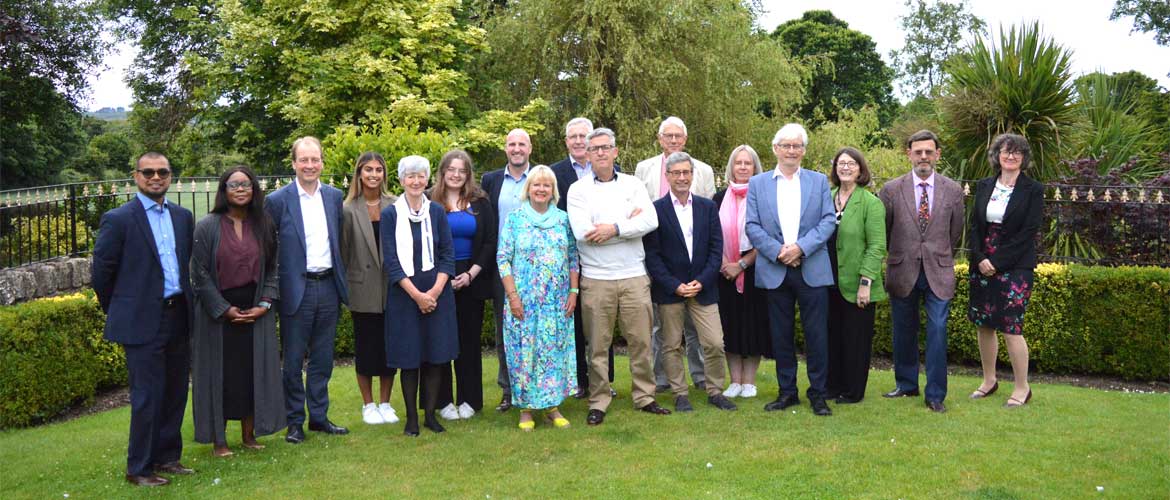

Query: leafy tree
left=890, top=0, right=986, bottom=98
left=1111, top=0, right=1170, bottom=45
left=470, top=0, right=803, bottom=166
left=772, top=10, right=897, bottom=128
left=0, top=0, right=110, bottom=188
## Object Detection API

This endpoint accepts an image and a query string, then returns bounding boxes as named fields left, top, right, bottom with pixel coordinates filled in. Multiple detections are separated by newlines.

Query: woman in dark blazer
left=428, top=150, right=497, bottom=420
left=341, top=152, right=399, bottom=426
left=824, top=147, right=886, bottom=404
left=382, top=155, right=458, bottom=436
left=967, top=133, right=1044, bottom=408
left=191, top=166, right=285, bottom=456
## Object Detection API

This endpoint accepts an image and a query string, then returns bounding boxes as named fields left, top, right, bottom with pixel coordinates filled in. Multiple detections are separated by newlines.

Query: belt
left=305, top=269, right=334, bottom=280
left=162, top=295, right=185, bottom=308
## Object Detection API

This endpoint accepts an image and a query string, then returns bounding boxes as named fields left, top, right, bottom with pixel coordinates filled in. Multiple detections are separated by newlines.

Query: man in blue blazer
left=92, top=152, right=195, bottom=486
left=265, top=136, right=350, bottom=443
left=643, top=152, right=738, bottom=413
left=744, top=123, right=837, bottom=416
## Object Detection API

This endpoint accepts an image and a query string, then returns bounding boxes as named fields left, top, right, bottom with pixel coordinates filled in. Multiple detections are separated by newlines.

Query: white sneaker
left=740, top=384, right=758, bottom=398
left=377, top=402, right=399, bottom=424
left=457, top=402, right=475, bottom=419
left=362, top=403, right=384, bottom=424
left=439, top=403, right=460, bottom=421
left=724, top=383, right=743, bottom=398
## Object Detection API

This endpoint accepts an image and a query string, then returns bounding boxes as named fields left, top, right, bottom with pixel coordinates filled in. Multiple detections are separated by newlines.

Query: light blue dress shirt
left=497, top=165, right=529, bottom=234
left=136, top=192, right=182, bottom=298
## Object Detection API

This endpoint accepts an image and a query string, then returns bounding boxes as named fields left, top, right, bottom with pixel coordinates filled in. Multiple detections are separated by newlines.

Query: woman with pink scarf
left=713, top=145, right=771, bottom=399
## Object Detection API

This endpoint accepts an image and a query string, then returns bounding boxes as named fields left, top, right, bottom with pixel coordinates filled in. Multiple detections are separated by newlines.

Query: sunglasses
left=137, top=168, right=172, bottom=179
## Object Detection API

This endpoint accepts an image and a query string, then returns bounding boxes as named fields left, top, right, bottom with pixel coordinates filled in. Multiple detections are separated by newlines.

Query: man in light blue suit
left=265, top=136, right=351, bottom=443
left=745, top=123, right=837, bottom=416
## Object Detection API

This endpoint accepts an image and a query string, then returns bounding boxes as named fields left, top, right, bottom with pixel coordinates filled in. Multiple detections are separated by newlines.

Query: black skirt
left=717, top=259, right=773, bottom=358
left=222, top=284, right=256, bottom=420
left=353, top=311, right=395, bottom=376
left=968, top=223, right=1035, bottom=335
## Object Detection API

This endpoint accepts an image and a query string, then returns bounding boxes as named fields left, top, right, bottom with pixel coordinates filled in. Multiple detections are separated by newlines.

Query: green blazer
left=832, top=186, right=887, bottom=303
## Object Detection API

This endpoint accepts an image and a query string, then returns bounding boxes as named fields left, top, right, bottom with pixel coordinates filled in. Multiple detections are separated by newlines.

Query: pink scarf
left=719, top=183, right=750, bottom=293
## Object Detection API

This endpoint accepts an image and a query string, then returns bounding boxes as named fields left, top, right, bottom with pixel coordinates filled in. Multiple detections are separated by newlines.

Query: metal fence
left=1, top=177, right=1167, bottom=269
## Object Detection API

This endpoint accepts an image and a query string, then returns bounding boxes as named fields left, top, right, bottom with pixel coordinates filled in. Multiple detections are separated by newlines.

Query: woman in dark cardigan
left=967, top=133, right=1045, bottom=408
left=191, top=166, right=285, bottom=456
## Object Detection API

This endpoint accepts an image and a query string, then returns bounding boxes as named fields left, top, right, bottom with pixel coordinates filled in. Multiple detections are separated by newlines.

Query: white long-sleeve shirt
left=566, top=173, right=659, bottom=280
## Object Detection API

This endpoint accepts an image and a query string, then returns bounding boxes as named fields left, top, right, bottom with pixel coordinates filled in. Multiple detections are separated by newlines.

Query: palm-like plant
left=941, top=22, right=1077, bottom=180
left=1067, top=73, right=1160, bottom=181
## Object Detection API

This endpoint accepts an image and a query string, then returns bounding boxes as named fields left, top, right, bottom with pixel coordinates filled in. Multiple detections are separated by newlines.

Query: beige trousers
left=658, top=299, right=727, bottom=396
left=580, top=275, right=655, bottom=410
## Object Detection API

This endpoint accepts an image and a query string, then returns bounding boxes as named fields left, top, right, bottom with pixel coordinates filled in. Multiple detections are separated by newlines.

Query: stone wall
left=0, top=258, right=91, bottom=305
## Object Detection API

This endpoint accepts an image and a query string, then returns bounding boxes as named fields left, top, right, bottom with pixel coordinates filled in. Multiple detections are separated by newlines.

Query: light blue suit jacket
left=744, top=168, right=836, bottom=289
left=265, top=181, right=349, bottom=315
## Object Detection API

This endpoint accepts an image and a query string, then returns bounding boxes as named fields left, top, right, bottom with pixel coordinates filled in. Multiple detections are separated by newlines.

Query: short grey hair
left=772, top=123, right=808, bottom=146
left=565, top=117, right=593, bottom=136
left=725, top=144, right=763, bottom=184
left=587, top=127, right=616, bottom=146
left=397, top=155, right=431, bottom=180
left=665, top=152, right=694, bottom=172
left=658, top=116, right=687, bottom=136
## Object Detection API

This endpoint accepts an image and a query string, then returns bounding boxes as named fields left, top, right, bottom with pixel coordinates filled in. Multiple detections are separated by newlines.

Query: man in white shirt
left=635, top=116, right=715, bottom=393
left=567, top=128, right=669, bottom=425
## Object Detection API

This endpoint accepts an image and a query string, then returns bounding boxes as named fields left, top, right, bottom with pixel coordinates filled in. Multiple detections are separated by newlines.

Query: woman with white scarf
left=713, top=145, right=771, bottom=400
left=381, top=155, right=458, bottom=436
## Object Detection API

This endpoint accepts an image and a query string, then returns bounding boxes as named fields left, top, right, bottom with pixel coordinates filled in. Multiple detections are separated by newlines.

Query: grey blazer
left=878, top=171, right=965, bottom=300
left=341, top=194, right=396, bottom=313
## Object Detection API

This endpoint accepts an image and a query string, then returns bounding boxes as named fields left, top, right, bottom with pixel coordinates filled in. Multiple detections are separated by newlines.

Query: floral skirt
left=967, top=223, right=1034, bottom=335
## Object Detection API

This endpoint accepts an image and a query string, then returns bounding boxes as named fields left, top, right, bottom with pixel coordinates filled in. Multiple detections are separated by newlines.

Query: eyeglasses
left=666, top=170, right=693, bottom=177
left=226, top=181, right=253, bottom=191
left=586, top=144, right=616, bottom=153
left=836, top=160, right=859, bottom=169
left=1000, top=150, right=1022, bottom=159
left=137, top=168, right=172, bottom=179
left=566, top=133, right=587, bottom=141
left=659, top=133, right=685, bottom=141
left=776, top=143, right=805, bottom=151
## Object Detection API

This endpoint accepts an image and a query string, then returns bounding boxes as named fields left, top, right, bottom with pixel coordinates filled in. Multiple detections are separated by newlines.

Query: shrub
left=0, top=293, right=120, bottom=428
left=0, top=213, right=93, bottom=267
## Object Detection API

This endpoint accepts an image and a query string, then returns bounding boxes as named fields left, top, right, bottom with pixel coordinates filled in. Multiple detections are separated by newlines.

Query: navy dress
left=381, top=201, right=459, bottom=369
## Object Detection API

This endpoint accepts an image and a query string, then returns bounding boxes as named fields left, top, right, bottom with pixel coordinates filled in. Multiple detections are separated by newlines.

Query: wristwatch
left=738, top=259, right=748, bottom=270
left=257, top=300, right=272, bottom=310
left=859, top=277, right=872, bottom=287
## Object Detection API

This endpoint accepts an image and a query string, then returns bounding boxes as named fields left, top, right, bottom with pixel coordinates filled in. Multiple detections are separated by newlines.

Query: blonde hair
left=724, top=145, right=763, bottom=184
left=518, top=165, right=559, bottom=205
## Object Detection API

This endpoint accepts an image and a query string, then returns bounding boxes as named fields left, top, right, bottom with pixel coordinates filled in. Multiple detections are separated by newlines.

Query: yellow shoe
left=545, top=408, right=570, bottom=428
left=518, top=411, right=535, bottom=432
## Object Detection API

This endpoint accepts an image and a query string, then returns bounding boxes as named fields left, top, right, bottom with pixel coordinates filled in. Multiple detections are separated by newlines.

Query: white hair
left=658, top=116, right=688, bottom=136
left=587, top=127, right=616, bottom=145
left=397, top=155, right=431, bottom=180
left=665, top=152, right=693, bottom=171
left=564, top=117, right=593, bottom=136
left=772, top=123, right=808, bottom=146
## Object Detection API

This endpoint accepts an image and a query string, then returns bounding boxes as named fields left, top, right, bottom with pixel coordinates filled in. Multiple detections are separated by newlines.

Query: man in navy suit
left=744, top=123, right=837, bottom=417
left=643, top=152, right=737, bottom=413
left=265, top=136, right=350, bottom=443
left=92, top=152, right=195, bottom=486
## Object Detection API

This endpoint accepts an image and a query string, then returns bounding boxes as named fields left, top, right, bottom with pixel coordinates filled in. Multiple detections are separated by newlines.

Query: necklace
left=365, top=199, right=380, bottom=206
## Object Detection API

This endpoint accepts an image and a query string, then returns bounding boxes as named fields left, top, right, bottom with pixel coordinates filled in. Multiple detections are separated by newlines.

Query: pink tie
left=659, top=156, right=670, bottom=198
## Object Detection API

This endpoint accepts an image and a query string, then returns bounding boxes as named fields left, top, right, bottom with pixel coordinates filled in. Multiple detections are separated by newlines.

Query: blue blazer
left=91, top=198, right=194, bottom=345
left=643, top=194, right=723, bottom=305
left=744, top=168, right=836, bottom=289
left=265, top=182, right=349, bottom=315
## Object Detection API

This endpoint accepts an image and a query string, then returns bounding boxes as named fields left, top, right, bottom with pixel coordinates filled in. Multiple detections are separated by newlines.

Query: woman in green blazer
left=825, top=147, right=887, bottom=404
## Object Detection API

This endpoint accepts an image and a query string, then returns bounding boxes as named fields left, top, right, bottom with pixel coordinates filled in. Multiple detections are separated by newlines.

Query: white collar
left=772, top=166, right=802, bottom=180
left=295, top=179, right=322, bottom=198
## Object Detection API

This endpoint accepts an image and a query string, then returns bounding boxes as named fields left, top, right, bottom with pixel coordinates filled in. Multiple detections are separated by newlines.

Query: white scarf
left=394, top=195, right=434, bottom=277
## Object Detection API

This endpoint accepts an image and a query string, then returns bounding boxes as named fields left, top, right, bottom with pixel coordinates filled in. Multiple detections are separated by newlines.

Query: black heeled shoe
left=970, top=381, right=999, bottom=400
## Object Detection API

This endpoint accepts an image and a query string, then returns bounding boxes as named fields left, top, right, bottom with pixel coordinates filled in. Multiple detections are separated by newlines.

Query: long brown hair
left=345, top=152, right=390, bottom=202
left=431, top=149, right=486, bottom=212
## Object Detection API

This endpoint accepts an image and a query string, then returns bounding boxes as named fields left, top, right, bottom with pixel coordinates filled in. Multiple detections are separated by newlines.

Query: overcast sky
left=83, top=0, right=1169, bottom=110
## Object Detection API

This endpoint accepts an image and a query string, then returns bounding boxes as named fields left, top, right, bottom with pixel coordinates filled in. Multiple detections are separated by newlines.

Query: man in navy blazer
left=92, top=152, right=195, bottom=486
left=265, top=136, right=350, bottom=443
left=643, top=153, right=737, bottom=413
left=744, top=123, right=837, bottom=416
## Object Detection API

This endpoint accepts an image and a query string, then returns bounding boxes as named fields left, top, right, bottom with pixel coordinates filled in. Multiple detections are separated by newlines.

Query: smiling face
left=401, top=171, right=428, bottom=198
left=505, top=131, right=532, bottom=169
left=225, top=171, right=253, bottom=208
left=658, top=124, right=687, bottom=156
left=527, top=175, right=554, bottom=207
left=292, top=142, right=323, bottom=185
left=359, top=160, right=385, bottom=193
left=565, top=123, right=590, bottom=163
left=998, top=148, right=1023, bottom=173
left=134, top=155, right=172, bottom=200
left=731, top=149, right=755, bottom=184
left=773, top=138, right=805, bottom=171
left=666, top=161, right=694, bottom=198
left=587, top=135, right=618, bottom=179
left=907, top=139, right=940, bottom=180
left=835, top=153, right=860, bottom=186
left=442, top=158, right=468, bottom=192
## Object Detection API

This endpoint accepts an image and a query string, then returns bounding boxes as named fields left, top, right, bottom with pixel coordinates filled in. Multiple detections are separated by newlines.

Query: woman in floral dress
left=497, top=165, right=579, bottom=431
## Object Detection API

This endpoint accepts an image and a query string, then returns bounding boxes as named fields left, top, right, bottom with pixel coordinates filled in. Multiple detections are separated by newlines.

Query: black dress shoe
left=882, top=387, right=920, bottom=398
left=308, top=419, right=349, bottom=435
left=586, top=409, right=606, bottom=426
left=835, top=395, right=863, bottom=404
left=637, top=401, right=672, bottom=415
left=810, top=397, right=832, bottom=416
left=496, top=397, right=513, bottom=412
left=708, top=394, right=737, bottom=411
left=573, top=388, right=588, bottom=399
left=126, top=474, right=169, bottom=487
left=155, top=462, right=195, bottom=475
left=674, top=395, right=694, bottom=412
left=764, top=394, right=800, bottom=411
left=423, top=418, right=446, bottom=433
left=285, top=424, right=305, bottom=444
left=926, top=400, right=947, bottom=413
left=655, top=384, right=671, bottom=394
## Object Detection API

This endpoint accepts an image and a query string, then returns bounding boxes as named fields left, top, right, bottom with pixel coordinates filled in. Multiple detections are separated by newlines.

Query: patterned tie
left=918, top=182, right=930, bottom=233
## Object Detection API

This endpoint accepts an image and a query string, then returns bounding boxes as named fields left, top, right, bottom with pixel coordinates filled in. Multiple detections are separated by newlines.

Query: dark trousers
left=890, top=268, right=950, bottom=402
left=122, top=299, right=190, bottom=476
left=766, top=266, right=829, bottom=398
left=437, top=289, right=486, bottom=411
left=281, top=277, right=340, bottom=426
left=826, top=289, right=877, bottom=400
left=492, top=281, right=510, bottom=397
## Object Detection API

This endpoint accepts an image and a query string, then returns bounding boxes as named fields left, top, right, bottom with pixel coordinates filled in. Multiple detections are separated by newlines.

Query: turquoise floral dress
left=496, top=202, right=579, bottom=409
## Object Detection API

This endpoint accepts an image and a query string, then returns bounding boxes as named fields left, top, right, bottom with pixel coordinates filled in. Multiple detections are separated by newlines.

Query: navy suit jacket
left=91, top=198, right=194, bottom=345
left=265, top=181, right=349, bottom=315
left=643, top=194, right=723, bottom=306
left=549, top=158, right=622, bottom=212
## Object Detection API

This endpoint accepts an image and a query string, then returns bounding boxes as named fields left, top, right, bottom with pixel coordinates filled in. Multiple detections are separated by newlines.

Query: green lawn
left=1, top=357, right=1165, bottom=499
